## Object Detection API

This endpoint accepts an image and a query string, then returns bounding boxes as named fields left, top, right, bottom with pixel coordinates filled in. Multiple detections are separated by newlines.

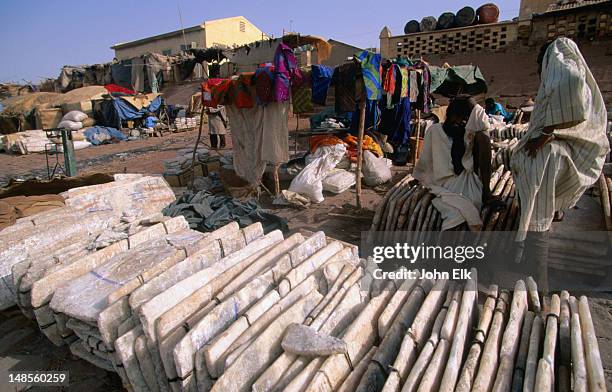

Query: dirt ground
left=0, top=125, right=611, bottom=390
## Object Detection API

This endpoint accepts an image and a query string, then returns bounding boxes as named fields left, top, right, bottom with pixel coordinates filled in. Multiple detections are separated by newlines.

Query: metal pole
left=61, top=129, right=77, bottom=177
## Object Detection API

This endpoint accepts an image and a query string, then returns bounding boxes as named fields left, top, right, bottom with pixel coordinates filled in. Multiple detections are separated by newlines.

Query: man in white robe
left=413, top=96, right=503, bottom=231
left=510, top=37, right=609, bottom=288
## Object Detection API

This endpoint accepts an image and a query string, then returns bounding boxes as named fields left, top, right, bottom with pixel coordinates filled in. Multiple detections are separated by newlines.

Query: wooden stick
left=525, top=276, right=541, bottom=314
left=510, top=311, right=534, bottom=392
left=413, top=110, right=422, bottom=164
left=491, top=280, right=528, bottom=392
left=522, top=315, right=543, bottom=392
left=455, top=285, right=498, bottom=392
left=472, top=290, right=510, bottom=392
left=355, top=98, right=366, bottom=209
left=578, top=296, right=606, bottom=391
left=558, top=291, right=571, bottom=392
left=438, top=269, right=478, bottom=391
left=534, top=294, right=560, bottom=391
left=273, top=164, right=280, bottom=196
left=189, top=107, right=206, bottom=189
left=570, top=314, right=588, bottom=392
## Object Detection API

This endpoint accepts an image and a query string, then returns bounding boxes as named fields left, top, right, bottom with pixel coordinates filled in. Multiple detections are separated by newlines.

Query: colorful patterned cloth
left=354, top=50, right=382, bottom=100
left=233, top=73, right=255, bottom=108
left=311, top=65, right=333, bottom=105
left=273, top=42, right=301, bottom=102
left=333, top=62, right=358, bottom=113
left=292, top=70, right=313, bottom=114
left=255, top=65, right=275, bottom=105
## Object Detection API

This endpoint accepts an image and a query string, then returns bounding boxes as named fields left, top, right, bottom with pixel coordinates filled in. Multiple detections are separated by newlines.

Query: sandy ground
left=0, top=125, right=611, bottom=390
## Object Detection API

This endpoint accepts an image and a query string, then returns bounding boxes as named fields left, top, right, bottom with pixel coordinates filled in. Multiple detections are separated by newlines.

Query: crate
left=163, top=165, right=204, bottom=187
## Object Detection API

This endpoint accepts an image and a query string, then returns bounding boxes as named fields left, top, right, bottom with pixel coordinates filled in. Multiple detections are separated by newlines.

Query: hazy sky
left=0, top=0, right=519, bottom=83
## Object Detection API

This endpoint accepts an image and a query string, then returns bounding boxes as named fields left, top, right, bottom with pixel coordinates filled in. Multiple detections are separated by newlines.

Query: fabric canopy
left=429, top=65, right=487, bottom=97
left=113, top=95, right=163, bottom=120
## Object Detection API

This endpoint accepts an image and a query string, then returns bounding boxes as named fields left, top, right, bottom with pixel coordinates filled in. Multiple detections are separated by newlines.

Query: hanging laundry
left=233, top=73, right=255, bottom=109
left=255, top=64, right=275, bottom=105
left=409, top=70, right=419, bottom=103
left=311, top=65, right=333, bottom=106
left=400, top=67, right=409, bottom=98
left=202, top=79, right=232, bottom=107
left=292, top=69, right=313, bottom=114
left=332, top=62, right=358, bottom=113
left=273, top=43, right=301, bottom=102
left=354, top=50, right=382, bottom=101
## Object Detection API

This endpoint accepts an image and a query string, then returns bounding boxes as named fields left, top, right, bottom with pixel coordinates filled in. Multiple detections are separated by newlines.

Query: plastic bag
left=62, top=111, right=88, bottom=122
left=323, top=169, right=355, bottom=194
left=289, top=144, right=346, bottom=203
left=363, top=150, right=392, bottom=186
left=57, top=120, right=83, bottom=131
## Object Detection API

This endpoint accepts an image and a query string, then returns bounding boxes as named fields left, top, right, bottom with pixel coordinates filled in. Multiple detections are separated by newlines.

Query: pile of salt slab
left=0, top=174, right=176, bottom=311
left=5, top=220, right=607, bottom=391
left=370, top=164, right=518, bottom=237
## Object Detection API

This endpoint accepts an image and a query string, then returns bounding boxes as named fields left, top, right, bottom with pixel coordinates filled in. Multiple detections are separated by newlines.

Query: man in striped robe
left=510, top=37, right=609, bottom=289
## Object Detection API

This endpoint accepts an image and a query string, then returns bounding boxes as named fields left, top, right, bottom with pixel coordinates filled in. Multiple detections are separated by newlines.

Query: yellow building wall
left=204, top=16, right=265, bottom=48
left=114, top=29, right=205, bottom=60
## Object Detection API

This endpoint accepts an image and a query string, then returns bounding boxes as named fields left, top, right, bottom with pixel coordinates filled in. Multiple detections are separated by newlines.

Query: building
left=111, top=16, right=266, bottom=60
left=378, top=0, right=612, bottom=105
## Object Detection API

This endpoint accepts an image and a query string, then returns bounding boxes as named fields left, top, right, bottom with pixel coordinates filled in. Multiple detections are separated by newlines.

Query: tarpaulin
left=162, top=190, right=287, bottom=233
left=83, top=126, right=127, bottom=145
left=112, top=95, right=163, bottom=121
left=429, top=65, right=487, bottom=97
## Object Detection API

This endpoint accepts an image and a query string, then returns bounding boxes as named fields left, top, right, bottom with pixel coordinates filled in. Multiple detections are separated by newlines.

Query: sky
left=0, top=0, right=520, bottom=83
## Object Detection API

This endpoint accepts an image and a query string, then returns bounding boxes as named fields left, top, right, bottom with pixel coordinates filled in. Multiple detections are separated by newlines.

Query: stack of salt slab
left=9, top=218, right=608, bottom=392
left=0, top=174, right=176, bottom=311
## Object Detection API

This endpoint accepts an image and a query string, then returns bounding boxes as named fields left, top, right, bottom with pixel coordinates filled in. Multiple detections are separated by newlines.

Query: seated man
left=510, top=38, right=609, bottom=290
left=412, top=96, right=504, bottom=231
left=485, top=97, right=513, bottom=122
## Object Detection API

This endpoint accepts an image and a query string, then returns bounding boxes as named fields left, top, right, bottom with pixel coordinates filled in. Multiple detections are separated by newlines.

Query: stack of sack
left=0, top=174, right=176, bottom=311
left=174, top=117, right=199, bottom=131
left=0, top=130, right=51, bottom=154
left=56, top=110, right=95, bottom=150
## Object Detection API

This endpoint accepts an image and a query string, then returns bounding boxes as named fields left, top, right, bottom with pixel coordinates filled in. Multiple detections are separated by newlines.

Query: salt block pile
left=4, top=207, right=607, bottom=392
left=370, top=164, right=517, bottom=237
left=0, top=174, right=176, bottom=311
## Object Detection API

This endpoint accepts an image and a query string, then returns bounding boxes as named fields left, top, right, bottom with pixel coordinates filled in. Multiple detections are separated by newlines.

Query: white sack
left=289, top=144, right=346, bottom=203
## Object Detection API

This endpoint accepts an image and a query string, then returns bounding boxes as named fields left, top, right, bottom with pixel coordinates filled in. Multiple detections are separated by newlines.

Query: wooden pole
left=413, top=110, right=422, bottom=164
left=273, top=164, right=280, bottom=196
left=189, top=107, right=206, bottom=190
left=356, top=97, right=366, bottom=209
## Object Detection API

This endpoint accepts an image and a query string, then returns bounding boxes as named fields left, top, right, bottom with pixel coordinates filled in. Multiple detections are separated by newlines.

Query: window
left=239, top=21, right=246, bottom=32
left=162, top=49, right=172, bottom=56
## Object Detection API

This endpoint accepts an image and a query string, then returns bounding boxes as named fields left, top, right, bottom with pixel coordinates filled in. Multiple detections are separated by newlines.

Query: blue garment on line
left=354, top=50, right=382, bottom=100
left=311, top=65, right=333, bottom=105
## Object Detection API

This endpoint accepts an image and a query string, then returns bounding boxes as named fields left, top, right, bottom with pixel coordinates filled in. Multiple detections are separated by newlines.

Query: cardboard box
left=163, top=165, right=204, bottom=187
left=202, top=160, right=221, bottom=176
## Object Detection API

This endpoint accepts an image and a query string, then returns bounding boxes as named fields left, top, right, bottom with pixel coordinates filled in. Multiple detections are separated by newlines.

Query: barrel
left=404, top=20, right=421, bottom=34
left=420, top=16, right=438, bottom=32
left=437, top=12, right=456, bottom=30
left=477, top=3, right=500, bottom=24
left=455, top=6, right=476, bottom=27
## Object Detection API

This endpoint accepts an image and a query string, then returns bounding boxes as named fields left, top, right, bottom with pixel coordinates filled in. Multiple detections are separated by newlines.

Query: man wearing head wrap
left=412, top=95, right=504, bottom=231
left=510, top=37, right=610, bottom=289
